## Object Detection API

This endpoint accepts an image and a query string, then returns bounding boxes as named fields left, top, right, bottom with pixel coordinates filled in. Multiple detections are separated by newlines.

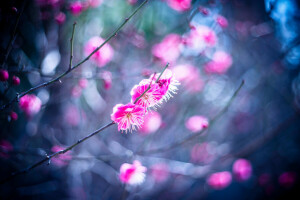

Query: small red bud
left=0, top=70, right=9, bottom=82
left=10, top=111, right=18, bottom=121
left=12, top=75, right=20, bottom=85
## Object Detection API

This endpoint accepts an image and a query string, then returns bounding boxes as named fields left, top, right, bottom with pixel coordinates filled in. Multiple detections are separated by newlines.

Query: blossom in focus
left=173, top=64, right=204, bottom=93
left=207, top=171, right=232, bottom=190
left=69, top=1, right=84, bottom=16
left=51, top=145, right=72, bottom=167
left=0, top=140, right=13, bottom=158
left=119, top=160, right=147, bottom=185
left=278, top=172, right=297, bottom=188
left=152, top=34, right=182, bottom=64
left=216, top=15, right=228, bottom=28
left=232, top=159, right=252, bottom=181
left=185, top=115, right=209, bottom=133
left=139, top=111, right=162, bottom=135
left=166, top=0, right=192, bottom=12
left=204, top=51, right=233, bottom=74
left=19, top=94, right=42, bottom=117
left=111, top=103, right=145, bottom=132
left=84, top=36, right=114, bottom=67
left=150, top=163, right=169, bottom=183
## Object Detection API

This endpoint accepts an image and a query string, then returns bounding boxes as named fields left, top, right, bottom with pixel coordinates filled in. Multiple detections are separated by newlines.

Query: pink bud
left=55, top=12, right=66, bottom=25
left=78, top=78, right=88, bottom=89
left=216, top=15, right=228, bottom=28
left=10, top=111, right=18, bottom=121
left=69, top=1, right=83, bottom=16
left=207, top=171, right=232, bottom=190
left=127, top=0, right=138, bottom=5
left=0, top=70, right=9, bottom=82
left=12, top=75, right=20, bottom=85
left=232, top=159, right=252, bottom=181
left=199, top=6, right=209, bottom=15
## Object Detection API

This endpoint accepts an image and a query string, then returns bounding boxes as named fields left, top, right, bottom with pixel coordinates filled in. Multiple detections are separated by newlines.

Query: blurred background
left=1, top=0, right=300, bottom=199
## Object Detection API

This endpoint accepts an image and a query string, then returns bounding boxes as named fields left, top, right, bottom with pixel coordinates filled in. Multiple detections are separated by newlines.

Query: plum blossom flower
left=185, top=115, right=209, bottom=133
left=152, top=34, right=182, bottom=64
left=166, top=0, right=192, bottom=12
left=207, top=171, right=232, bottom=190
left=205, top=51, right=233, bottom=74
left=232, top=159, right=252, bottom=181
left=19, top=94, right=42, bottom=117
left=216, top=15, right=228, bottom=28
left=111, top=103, right=145, bottom=132
left=55, top=12, right=66, bottom=25
left=119, top=160, right=147, bottom=185
left=84, top=36, right=114, bottom=67
left=0, top=69, right=9, bottom=82
left=69, top=1, right=84, bottom=16
left=51, top=145, right=72, bottom=167
left=150, top=163, right=169, bottom=183
left=173, top=64, right=204, bottom=93
left=139, top=111, right=162, bottom=135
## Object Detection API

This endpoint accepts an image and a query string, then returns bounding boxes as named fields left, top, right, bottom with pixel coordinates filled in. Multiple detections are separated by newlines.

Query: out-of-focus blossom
left=119, top=160, right=147, bottom=185
left=55, top=12, right=66, bottom=25
left=232, top=159, right=252, bottom=181
left=185, top=115, right=209, bottom=133
left=199, top=6, right=209, bottom=15
left=64, top=105, right=81, bottom=127
left=78, top=78, right=89, bottom=89
left=84, top=36, right=114, bottom=67
left=258, top=173, right=271, bottom=186
left=207, top=171, right=232, bottom=190
left=216, top=15, right=228, bottom=28
left=0, top=69, right=9, bottom=82
left=69, top=1, right=84, bottom=16
left=19, top=94, right=42, bottom=117
left=278, top=172, right=297, bottom=188
left=71, top=86, right=82, bottom=98
left=111, top=103, right=145, bottom=132
left=35, top=0, right=61, bottom=7
left=173, top=64, right=204, bottom=93
left=88, top=0, right=103, bottom=8
left=152, top=34, right=182, bottom=64
left=51, top=145, right=72, bottom=167
left=101, top=71, right=112, bottom=90
left=139, top=111, right=162, bottom=135
left=12, top=75, right=20, bottom=85
left=127, top=0, right=138, bottom=5
left=0, top=140, right=13, bottom=158
left=183, top=25, right=217, bottom=53
left=205, top=51, right=233, bottom=74
left=10, top=111, right=18, bottom=121
left=166, top=0, right=191, bottom=12
left=150, top=163, right=169, bottom=183
left=190, top=142, right=214, bottom=163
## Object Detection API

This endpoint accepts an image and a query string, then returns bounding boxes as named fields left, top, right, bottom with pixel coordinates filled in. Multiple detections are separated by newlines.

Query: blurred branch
left=69, top=22, right=77, bottom=70
left=0, top=0, right=149, bottom=112
left=138, top=80, right=245, bottom=155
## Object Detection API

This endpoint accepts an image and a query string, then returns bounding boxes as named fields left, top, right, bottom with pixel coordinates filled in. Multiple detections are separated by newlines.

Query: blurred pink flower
left=139, top=111, right=162, bottom=135
left=207, top=171, right=232, bottom=190
left=78, top=78, right=89, bottom=89
left=190, top=142, right=214, bottom=164
left=101, top=71, right=112, bottom=90
left=278, top=172, right=297, bottom=188
left=0, top=69, right=9, bottom=82
left=199, top=6, right=209, bottom=15
left=55, top=12, right=66, bottom=25
left=84, top=36, right=114, bottom=67
left=152, top=34, right=182, bottom=64
left=258, top=173, right=271, bottom=186
left=0, top=140, right=13, bottom=158
left=119, top=160, right=147, bottom=185
left=232, top=159, right=252, bottom=181
left=131, top=80, right=164, bottom=110
left=111, top=103, right=145, bottom=132
left=205, top=51, right=233, bottom=74
left=71, top=85, right=82, bottom=98
left=35, top=0, right=61, bottom=7
left=12, top=75, right=20, bottom=85
left=19, top=94, right=42, bottom=117
left=10, top=111, right=18, bottom=121
left=216, top=15, right=228, bottom=28
left=185, top=115, right=209, bottom=133
left=173, top=64, right=204, bottom=93
left=166, top=0, right=191, bottom=12
left=64, top=105, right=81, bottom=127
left=69, top=1, right=84, bottom=16
left=127, top=0, right=138, bottom=5
left=150, top=163, right=169, bottom=183
left=88, top=0, right=103, bottom=8
left=51, top=145, right=72, bottom=167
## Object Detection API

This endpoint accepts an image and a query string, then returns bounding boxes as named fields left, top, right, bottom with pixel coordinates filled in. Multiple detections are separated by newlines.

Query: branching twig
left=0, top=0, right=149, bottom=112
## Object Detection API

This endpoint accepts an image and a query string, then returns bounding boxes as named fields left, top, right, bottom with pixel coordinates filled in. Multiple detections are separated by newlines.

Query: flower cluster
left=111, top=68, right=179, bottom=133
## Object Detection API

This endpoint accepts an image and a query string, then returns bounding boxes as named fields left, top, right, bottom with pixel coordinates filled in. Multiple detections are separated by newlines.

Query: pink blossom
left=64, top=105, right=81, bottom=127
left=127, top=0, right=138, bottom=5
left=10, top=111, right=18, bottom=121
left=84, top=36, right=114, bottom=67
left=278, top=172, right=297, bottom=188
left=205, top=51, right=233, bottom=74
left=139, top=111, right=162, bottom=135
left=185, top=115, right=209, bottom=133
left=51, top=145, right=72, bottom=167
left=111, top=103, right=145, bottom=132
left=131, top=80, right=164, bottom=110
left=71, top=86, right=82, bottom=98
left=207, top=171, right=232, bottom=190
left=55, top=12, right=66, bottom=25
left=232, top=159, right=252, bottom=181
left=0, top=140, right=13, bottom=158
left=101, top=71, right=112, bottom=90
left=119, top=160, right=147, bottom=185
left=19, top=94, right=42, bottom=116
left=88, top=0, right=103, bottom=8
left=12, top=75, right=20, bottom=85
left=152, top=34, right=182, bottom=64
left=78, top=78, right=89, bottom=89
left=199, top=6, right=209, bottom=15
left=190, top=142, right=214, bottom=164
left=173, top=64, right=204, bottom=93
left=0, top=69, right=9, bottom=82
left=150, top=163, right=169, bottom=182
left=216, top=15, right=228, bottom=28
left=69, top=1, right=84, bottom=16
left=166, top=0, right=192, bottom=12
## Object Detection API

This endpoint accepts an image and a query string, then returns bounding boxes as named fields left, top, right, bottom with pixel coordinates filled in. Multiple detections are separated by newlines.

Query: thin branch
left=69, top=22, right=77, bottom=70
left=0, top=0, right=149, bottom=112
left=137, top=80, right=245, bottom=155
